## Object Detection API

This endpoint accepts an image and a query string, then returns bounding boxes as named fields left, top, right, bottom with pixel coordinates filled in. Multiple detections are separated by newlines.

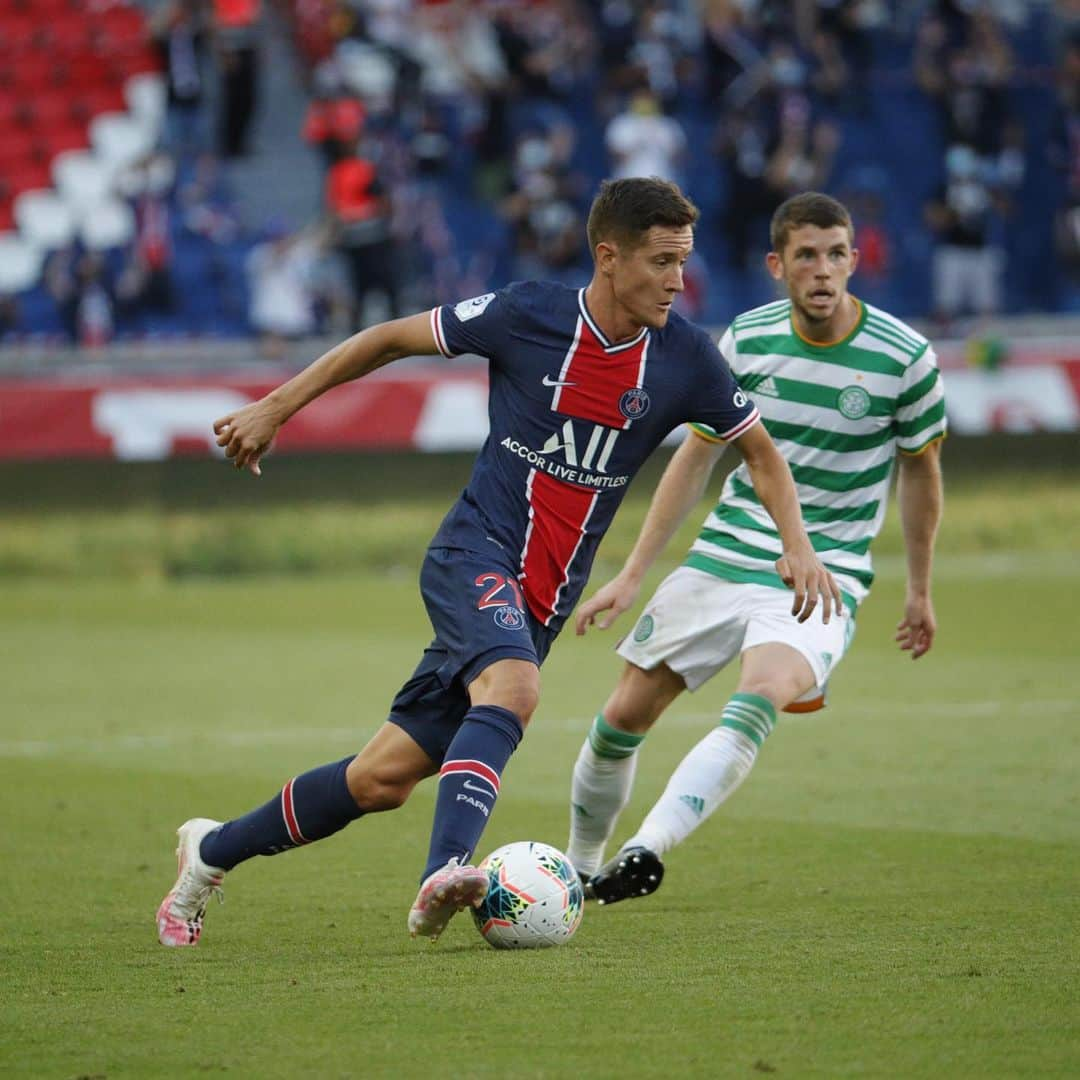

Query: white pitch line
left=556, top=698, right=1077, bottom=731
left=0, top=727, right=368, bottom=759
left=2, top=699, right=1076, bottom=758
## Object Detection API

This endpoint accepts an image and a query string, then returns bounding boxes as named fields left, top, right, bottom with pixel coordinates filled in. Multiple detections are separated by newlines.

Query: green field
left=2, top=473, right=1079, bottom=1078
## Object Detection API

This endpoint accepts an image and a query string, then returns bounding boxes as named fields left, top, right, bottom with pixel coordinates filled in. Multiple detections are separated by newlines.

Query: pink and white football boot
left=407, top=857, right=488, bottom=942
left=156, top=818, right=226, bottom=947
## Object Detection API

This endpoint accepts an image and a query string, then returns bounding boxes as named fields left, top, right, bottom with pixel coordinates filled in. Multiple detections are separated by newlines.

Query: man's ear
left=595, top=240, right=618, bottom=275
left=765, top=251, right=784, bottom=282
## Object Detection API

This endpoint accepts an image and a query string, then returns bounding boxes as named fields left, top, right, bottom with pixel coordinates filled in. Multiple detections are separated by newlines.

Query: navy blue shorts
left=387, top=545, right=558, bottom=764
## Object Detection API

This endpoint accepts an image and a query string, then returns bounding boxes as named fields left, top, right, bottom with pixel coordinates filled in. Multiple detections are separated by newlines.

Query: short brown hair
left=586, top=177, right=699, bottom=256
left=770, top=192, right=853, bottom=253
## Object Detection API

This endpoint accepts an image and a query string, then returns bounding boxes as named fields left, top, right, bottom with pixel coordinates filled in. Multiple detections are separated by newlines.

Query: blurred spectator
left=180, top=152, right=242, bottom=245
left=152, top=0, right=209, bottom=160
left=1050, top=31, right=1080, bottom=296
left=303, top=61, right=367, bottom=169
left=915, top=9, right=1013, bottom=156
left=246, top=222, right=322, bottom=355
left=212, top=0, right=262, bottom=158
left=924, top=143, right=1006, bottom=326
left=764, top=101, right=838, bottom=200
left=605, top=89, right=687, bottom=181
left=716, top=100, right=783, bottom=268
left=326, top=142, right=399, bottom=326
left=47, top=250, right=115, bottom=347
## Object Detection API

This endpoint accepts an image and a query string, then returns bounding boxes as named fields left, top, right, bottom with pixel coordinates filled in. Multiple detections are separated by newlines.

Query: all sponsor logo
left=733, top=389, right=748, bottom=408
left=454, top=292, right=496, bottom=321
left=633, top=614, right=655, bottom=643
left=837, top=385, right=871, bottom=420
left=493, top=604, right=525, bottom=630
left=619, top=387, right=651, bottom=420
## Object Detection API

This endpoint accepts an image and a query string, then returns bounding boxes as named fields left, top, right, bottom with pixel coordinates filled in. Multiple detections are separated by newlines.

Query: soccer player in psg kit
left=156, top=177, right=841, bottom=947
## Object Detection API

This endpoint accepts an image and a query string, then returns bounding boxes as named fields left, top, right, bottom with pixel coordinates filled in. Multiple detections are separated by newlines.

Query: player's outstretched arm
left=575, top=429, right=725, bottom=635
left=895, top=439, right=943, bottom=658
left=733, top=423, right=842, bottom=624
left=214, top=312, right=439, bottom=475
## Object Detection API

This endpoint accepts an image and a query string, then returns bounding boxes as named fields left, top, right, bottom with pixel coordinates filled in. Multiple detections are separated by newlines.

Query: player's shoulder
left=656, top=307, right=716, bottom=353
left=727, top=298, right=793, bottom=338
left=499, top=279, right=580, bottom=315
left=856, top=301, right=932, bottom=363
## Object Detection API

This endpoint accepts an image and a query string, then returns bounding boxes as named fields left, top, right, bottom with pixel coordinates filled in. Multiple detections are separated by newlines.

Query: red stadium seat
left=98, top=5, right=146, bottom=47
left=0, top=15, right=40, bottom=57
left=45, top=16, right=94, bottom=57
left=37, top=123, right=90, bottom=162
left=2, top=158, right=53, bottom=195
left=76, top=84, right=127, bottom=121
left=66, top=51, right=118, bottom=91
left=0, top=91, right=21, bottom=129
left=9, top=54, right=60, bottom=94
left=23, top=91, right=74, bottom=130
left=0, top=128, right=38, bottom=168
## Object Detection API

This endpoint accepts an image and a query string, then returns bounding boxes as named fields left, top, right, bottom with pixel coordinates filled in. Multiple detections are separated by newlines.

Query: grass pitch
left=2, top=489, right=1079, bottom=1077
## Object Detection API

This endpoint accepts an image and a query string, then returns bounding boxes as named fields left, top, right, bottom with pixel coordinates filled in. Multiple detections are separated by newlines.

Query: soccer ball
left=472, top=840, right=585, bottom=949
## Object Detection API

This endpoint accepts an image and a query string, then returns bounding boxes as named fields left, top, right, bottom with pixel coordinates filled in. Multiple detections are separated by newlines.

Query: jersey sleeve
left=686, top=327, right=759, bottom=443
left=429, top=288, right=512, bottom=361
left=894, top=344, right=947, bottom=454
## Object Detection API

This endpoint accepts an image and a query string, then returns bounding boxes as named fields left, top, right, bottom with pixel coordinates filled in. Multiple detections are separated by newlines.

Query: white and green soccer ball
left=472, top=841, right=585, bottom=949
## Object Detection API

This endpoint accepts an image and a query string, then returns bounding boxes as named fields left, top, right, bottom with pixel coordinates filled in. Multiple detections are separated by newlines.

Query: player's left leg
left=157, top=723, right=437, bottom=947
left=624, top=642, right=814, bottom=859
left=565, top=660, right=685, bottom=879
left=407, top=657, right=538, bottom=940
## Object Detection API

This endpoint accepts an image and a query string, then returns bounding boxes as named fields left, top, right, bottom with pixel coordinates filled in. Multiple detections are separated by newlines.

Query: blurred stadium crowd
left=0, top=0, right=1074, bottom=349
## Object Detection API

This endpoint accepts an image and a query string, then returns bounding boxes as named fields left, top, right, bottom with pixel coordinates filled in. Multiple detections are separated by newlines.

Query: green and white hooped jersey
left=686, top=297, right=946, bottom=613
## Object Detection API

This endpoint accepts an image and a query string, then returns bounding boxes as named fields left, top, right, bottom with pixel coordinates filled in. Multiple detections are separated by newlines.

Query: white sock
left=628, top=694, right=776, bottom=857
left=566, top=714, right=643, bottom=876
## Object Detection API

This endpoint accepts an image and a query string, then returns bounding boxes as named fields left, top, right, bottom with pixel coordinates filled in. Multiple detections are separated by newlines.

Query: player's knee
left=602, top=663, right=682, bottom=735
left=735, top=677, right=788, bottom=710
left=469, top=660, right=540, bottom=725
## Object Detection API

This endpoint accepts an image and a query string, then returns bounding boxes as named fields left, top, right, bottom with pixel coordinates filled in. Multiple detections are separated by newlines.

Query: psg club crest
left=493, top=605, right=526, bottom=630
left=619, top=388, right=651, bottom=421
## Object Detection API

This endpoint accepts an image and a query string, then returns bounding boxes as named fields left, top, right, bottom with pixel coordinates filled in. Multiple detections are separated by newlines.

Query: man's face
left=768, top=224, right=858, bottom=328
left=603, top=224, right=694, bottom=330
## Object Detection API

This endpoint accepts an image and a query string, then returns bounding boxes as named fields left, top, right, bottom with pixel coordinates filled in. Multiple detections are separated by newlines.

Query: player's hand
left=775, top=547, right=843, bottom=625
left=575, top=571, right=643, bottom=636
left=896, top=593, right=936, bottom=659
left=213, top=398, right=284, bottom=477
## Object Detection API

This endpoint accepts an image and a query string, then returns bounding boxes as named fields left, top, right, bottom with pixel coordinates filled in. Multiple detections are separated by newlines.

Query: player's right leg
left=567, top=566, right=743, bottom=881
left=156, top=723, right=437, bottom=946
left=566, top=661, right=684, bottom=880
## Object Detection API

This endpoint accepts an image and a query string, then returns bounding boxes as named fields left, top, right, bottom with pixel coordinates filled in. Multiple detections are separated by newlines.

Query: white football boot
left=407, top=857, right=488, bottom=942
left=156, top=818, right=226, bottom=947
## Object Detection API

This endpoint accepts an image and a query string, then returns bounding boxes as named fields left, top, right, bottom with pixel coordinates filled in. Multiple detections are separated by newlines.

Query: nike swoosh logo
left=463, top=779, right=495, bottom=796
left=542, top=375, right=577, bottom=388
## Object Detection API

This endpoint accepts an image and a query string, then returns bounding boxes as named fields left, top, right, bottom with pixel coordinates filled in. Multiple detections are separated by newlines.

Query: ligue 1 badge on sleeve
left=454, top=293, right=496, bottom=322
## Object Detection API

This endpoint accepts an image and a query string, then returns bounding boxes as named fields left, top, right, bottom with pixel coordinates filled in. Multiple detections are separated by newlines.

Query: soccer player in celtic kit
left=155, top=178, right=841, bottom=948
left=565, top=192, right=946, bottom=904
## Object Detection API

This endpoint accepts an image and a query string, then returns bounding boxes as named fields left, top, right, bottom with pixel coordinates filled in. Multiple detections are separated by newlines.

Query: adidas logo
left=679, top=794, right=705, bottom=817
left=572, top=802, right=592, bottom=818
left=754, top=375, right=780, bottom=397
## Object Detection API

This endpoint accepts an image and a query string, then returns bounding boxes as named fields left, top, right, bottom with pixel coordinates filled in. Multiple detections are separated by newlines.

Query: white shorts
left=616, top=566, right=855, bottom=709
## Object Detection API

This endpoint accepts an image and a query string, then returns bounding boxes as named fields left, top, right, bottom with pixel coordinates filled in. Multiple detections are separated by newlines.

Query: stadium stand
left=0, top=0, right=1071, bottom=344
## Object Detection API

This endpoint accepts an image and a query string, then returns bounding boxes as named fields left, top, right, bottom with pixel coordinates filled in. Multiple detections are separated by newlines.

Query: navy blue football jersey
left=428, top=281, right=758, bottom=630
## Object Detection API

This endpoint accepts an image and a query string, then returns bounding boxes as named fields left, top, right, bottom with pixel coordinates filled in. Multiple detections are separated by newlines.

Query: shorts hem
left=460, top=645, right=541, bottom=688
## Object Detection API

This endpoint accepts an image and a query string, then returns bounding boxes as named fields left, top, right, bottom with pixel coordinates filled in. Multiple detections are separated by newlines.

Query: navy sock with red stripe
left=199, top=755, right=362, bottom=871
left=421, top=705, right=523, bottom=882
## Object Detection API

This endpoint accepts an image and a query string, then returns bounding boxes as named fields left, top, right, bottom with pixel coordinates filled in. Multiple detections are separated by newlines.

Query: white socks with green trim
left=566, top=714, right=643, bottom=877
left=627, top=693, right=776, bottom=857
